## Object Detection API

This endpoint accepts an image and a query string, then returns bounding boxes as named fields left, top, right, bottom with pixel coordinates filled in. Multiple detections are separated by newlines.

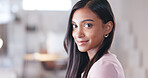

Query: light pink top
left=82, top=53, right=125, bottom=78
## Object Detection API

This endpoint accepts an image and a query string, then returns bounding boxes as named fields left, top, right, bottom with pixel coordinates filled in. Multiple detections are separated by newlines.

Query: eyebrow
left=72, top=19, right=95, bottom=23
left=81, top=19, right=94, bottom=22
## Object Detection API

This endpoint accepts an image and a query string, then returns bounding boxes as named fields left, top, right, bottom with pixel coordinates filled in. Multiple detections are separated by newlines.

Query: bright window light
left=0, top=0, right=10, bottom=24
left=0, top=38, right=3, bottom=49
left=22, top=0, right=72, bottom=11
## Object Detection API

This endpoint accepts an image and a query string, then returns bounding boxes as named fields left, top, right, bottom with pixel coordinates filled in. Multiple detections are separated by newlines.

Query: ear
left=104, top=21, right=113, bottom=35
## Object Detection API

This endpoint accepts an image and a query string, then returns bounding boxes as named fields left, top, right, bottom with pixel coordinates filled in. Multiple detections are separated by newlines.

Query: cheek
left=72, top=31, right=75, bottom=39
left=87, top=29, right=104, bottom=41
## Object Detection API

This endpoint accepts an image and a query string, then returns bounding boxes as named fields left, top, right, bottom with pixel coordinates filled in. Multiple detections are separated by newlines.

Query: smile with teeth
left=76, top=40, right=89, bottom=46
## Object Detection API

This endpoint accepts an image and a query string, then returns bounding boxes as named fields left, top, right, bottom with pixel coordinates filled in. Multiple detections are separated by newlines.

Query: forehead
left=72, top=8, right=100, bottom=22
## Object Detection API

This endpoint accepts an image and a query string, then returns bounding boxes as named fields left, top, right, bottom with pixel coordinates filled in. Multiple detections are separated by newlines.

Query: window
left=22, top=0, right=72, bottom=11
left=0, top=0, right=10, bottom=24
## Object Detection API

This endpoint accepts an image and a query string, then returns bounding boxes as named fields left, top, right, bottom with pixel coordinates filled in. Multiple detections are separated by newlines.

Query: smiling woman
left=64, top=0, right=125, bottom=78
left=72, top=8, right=105, bottom=55
left=22, top=0, right=72, bottom=11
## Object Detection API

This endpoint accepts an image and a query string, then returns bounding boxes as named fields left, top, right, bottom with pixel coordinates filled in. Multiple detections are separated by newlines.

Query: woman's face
left=72, top=8, right=106, bottom=52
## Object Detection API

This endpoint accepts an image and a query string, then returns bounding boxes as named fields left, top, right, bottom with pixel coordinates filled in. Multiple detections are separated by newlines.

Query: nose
left=76, top=27, right=85, bottom=38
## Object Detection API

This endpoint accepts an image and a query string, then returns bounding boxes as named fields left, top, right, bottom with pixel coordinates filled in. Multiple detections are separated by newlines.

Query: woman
left=64, top=0, right=125, bottom=78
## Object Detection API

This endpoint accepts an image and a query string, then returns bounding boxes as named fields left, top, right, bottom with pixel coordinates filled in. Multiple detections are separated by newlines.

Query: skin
left=72, top=8, right=113, bottom=60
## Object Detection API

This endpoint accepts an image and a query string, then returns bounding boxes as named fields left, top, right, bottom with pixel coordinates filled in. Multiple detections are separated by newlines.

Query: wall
left=110, top=0, right=148, bottom=78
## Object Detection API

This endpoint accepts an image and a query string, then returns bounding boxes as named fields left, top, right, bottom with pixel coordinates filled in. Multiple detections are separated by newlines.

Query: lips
left=76, top=40, right=89, bottom=46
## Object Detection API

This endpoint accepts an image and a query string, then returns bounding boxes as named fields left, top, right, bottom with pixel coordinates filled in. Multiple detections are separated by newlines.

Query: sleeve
left=89, top=61, right=118, bottom=78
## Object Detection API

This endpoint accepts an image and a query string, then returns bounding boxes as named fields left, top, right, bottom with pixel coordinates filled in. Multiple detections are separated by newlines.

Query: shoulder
left=88, top=53, right=123, bottom=78
left=88, top=60, right=118, bottom=78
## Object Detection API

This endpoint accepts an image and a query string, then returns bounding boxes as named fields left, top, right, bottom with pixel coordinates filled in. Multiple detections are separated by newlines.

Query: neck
left=87, top=49, right=109, bottom=61
left=87, top=39, right=105, bottom=60
left=87, top=51, right=96, bottom=61
left=87, top=46, right=100, bottom=60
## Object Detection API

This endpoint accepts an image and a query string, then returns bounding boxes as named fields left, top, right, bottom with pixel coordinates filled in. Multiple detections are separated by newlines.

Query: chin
left=79, top=50, right=87, bottom=52
left=78, top=47, right=88, bottom=52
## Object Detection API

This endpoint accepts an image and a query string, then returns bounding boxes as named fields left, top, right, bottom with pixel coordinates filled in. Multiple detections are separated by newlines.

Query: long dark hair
left=64, top=0, right=115, bottom=78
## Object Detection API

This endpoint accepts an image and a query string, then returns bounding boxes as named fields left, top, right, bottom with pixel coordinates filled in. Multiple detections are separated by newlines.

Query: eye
left=84, top=23, right=93, bottom=28
left=72, top=24, right=77, bottom=28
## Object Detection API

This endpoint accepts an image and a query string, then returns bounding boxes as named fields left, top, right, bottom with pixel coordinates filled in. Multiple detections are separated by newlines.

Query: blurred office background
left=0, top=0, right=148, bottom=78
